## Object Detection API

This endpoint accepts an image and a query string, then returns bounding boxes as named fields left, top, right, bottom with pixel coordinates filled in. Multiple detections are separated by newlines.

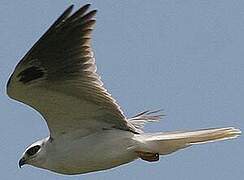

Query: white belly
left=43, top=130, right=139, bottom=175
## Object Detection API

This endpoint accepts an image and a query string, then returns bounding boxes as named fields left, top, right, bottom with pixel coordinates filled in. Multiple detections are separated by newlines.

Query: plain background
left=0, top=1, right=243, bottom=180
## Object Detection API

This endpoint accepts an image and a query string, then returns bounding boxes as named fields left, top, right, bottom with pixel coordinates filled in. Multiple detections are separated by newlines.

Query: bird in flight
left=7, top=4, right=241, bottom=175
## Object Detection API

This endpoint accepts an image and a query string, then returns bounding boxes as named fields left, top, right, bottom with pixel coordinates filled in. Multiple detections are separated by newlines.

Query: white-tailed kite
left=7, top=4, right=241, bottom=175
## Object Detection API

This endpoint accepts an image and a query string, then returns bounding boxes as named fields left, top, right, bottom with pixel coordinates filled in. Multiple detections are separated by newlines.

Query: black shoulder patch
left=18, top=66, right=45, bottom=84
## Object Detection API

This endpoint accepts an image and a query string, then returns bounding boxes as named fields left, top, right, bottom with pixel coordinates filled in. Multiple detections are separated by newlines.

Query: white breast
left=42, top=130, right=139, bottom=175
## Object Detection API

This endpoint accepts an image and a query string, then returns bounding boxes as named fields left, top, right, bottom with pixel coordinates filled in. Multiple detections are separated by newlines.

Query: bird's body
left=7, top=4, right=240, bottom=175
left=37, top=130, right=137, bottom=174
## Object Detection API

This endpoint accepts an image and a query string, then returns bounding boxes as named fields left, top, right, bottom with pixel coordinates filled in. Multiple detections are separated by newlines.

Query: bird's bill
left=18, top=157, right=26, bottom=168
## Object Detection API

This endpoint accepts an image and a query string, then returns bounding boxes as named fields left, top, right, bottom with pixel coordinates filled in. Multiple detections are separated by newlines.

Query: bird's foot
left=135, top=151, right=159, bottom=162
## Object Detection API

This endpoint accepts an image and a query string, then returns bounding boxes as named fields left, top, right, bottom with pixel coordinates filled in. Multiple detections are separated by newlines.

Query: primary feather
left=7, top=4, right=138, bottom=138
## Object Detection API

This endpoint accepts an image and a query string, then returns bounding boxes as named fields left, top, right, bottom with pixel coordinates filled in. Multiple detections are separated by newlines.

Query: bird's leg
left=135, top=151, right=159, bottom=162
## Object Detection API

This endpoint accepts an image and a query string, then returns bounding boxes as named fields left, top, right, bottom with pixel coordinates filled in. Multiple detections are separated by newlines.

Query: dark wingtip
left=78, top=3, right=91, bottom=14
left=67, top=4, right=74, bottom=11
left=91, top=9, right=98, bottom=16
left=62, top=4, right=74, bottom=17
left=83, top=3, right=91, bottom=8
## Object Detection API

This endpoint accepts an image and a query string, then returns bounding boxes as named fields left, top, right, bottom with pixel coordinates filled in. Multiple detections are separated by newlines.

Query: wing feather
left=7, top=4, right=137, bottom=138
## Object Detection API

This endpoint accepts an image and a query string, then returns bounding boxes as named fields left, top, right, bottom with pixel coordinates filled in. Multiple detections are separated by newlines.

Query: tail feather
left=137, top=127, right=241, bottom=155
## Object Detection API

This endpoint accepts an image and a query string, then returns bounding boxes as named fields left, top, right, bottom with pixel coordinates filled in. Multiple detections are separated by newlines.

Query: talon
left=135, top=151, right=159, bottom=162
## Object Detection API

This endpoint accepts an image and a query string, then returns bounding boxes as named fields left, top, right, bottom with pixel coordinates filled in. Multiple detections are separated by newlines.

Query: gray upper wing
left=7, top=4, right=137, bottom=138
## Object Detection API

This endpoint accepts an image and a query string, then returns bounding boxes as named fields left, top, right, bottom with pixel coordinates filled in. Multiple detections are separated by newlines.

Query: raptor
left=7, top=4, right=241, bottom=175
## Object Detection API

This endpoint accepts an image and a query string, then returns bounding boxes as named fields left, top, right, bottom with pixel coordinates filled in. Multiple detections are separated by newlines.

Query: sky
left=0, top=0, right=243, bottom=180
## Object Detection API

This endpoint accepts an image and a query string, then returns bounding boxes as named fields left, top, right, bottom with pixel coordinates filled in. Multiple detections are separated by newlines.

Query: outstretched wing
left=7, top=4, right=137, bottom=138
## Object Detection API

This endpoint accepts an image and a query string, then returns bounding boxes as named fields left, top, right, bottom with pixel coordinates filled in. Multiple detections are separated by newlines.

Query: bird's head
left=19, top=139, right=47, bottom=168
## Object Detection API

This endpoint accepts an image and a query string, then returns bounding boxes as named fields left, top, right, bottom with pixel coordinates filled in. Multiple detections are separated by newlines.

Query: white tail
left=137, top=127, right=241, bottom=156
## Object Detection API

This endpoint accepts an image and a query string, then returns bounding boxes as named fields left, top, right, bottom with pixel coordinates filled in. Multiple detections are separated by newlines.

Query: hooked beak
left=18, top=158, right=26, bottom=168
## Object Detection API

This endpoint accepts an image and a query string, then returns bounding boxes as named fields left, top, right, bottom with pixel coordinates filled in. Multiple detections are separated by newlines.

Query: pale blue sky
left=1, top=1, right=243, bottom=180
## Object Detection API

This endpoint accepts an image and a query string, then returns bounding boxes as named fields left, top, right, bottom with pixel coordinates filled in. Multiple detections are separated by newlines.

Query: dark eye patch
left=26, top=145, right=41, bottom=156
left=18, top=66, right=45, bottom=84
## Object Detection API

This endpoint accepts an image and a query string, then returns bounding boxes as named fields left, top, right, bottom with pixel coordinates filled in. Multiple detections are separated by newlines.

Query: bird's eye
left=26, top=145, right=41, bottom=156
